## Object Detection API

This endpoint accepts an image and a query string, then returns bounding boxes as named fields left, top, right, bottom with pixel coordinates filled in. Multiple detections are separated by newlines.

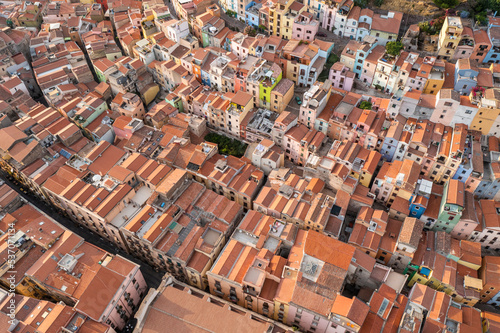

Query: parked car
left=316, top=32, right=327, bottom=37
left=296, top=96, right=302, bottom=105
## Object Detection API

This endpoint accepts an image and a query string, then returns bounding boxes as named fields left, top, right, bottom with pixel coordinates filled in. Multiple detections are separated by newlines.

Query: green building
left=259, top=63, right=282, bottom=109
left=432, top=179, right=465, bottom=233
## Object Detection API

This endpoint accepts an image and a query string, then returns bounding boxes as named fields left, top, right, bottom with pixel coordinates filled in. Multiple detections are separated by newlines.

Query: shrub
left=433, top=0, right=459, bottom=8
left=204, top=133, right=248, bottom=158
left=244, top=26, right=257, bottom=37
left=327, top=53, right=340, bottom=65
left=359, top=101, right=372, bottom=110
left=385, top=41, right=404, bottom=57
left=354, top=0, right=368, bottom=8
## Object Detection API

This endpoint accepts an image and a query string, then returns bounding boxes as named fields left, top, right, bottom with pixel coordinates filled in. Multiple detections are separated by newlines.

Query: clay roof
left=139, top=282, right=272, bottom=332
left=399, top=217, right=424, bottom=248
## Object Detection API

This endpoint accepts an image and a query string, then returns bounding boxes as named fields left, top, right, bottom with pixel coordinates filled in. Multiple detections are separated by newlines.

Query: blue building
left=483, top=18, right=500, bottom=64
left=408, top=179, right=433, bottom=219
left=352, top=37, right=378, bottom=79
left=454, top=58, right=478, bottom=95
left=200, top=53, right=217, bottom=87
left=245, top=2, right=262, bottom=27
left=380, top=120, right=404, bottom=161
left=483, top=27, right=500, bottom=64
left=453, top=163, right=473, bottom=183
left=452, top=138, right=479, bottom=183
left=474, top=161, right=500, bottom=199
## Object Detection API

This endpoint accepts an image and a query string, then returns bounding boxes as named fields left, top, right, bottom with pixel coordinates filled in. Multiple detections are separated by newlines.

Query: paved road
left=315, top=27, right=350, bottom=56
left=352, top=79, right=393, bottom=98
left=0, top=173, right=163, bottom=290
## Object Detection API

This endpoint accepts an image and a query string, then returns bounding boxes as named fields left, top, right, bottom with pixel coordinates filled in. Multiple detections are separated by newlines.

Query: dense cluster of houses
left=0, top=0, right=500, bottom=332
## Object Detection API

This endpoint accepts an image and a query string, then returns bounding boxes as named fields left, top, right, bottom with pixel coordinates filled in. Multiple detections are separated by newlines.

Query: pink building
left=329, top=62, right=355, bottom=91
left=231, top=33, right=252, bottom=59
left=284, top=124, right=325, bottom=165
left=429, top=89, right=460, bottom=125
left=322, top=6, right=337, bottom=31
left=360, top=45, right=385, bottom=85
left=113, top=115, right=144, bottom=140
left=453, top=27, right=475, bottom=60
left=450, top=191, right=479, bottom=240
left=82, top=256, right=147, bottom=331
left=292, top=12, right=319, bottom=41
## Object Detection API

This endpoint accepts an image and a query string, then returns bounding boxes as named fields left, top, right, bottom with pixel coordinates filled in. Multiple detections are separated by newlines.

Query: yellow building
left=422, top=63, right=445, bottom=95
left=469, top=89, right=500, bottom=134
left=12, top=4, right=43, bottom=28
left=268, top=0, right=305, bottom=38
left=469, top=107, right=494, bottom=134
left=360, top=150, right=381, bottom=188
left=437, top=16, right=464, bottom=60
left=140, top=84, right=160, bottom=105
left=270, top=78, right=294, bottom=113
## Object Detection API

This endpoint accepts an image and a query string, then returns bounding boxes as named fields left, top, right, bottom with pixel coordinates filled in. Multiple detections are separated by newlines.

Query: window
left=377, top=299, right=390, bottom=317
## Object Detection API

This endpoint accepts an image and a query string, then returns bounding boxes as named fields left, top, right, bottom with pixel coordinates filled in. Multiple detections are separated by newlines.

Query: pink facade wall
left=292, top=22, right=319, bottom=41
left=322, top=7, right=337, bottom=31
left=87, top=265, right=147, bottom=330
left=287, top=306, right=351, bottom=333
left=329, top=67, right=354, bottom=91
left=453, top=46, right=473, bottom=60
left=430, top=98, right=459, bottom=125
left=231, top=43, right=249, bottom=59
left=406, top=76, right=426, bottom=91
left=284, top=135, right=301, bottom=165
left=360, top=61, right=376, bottom=85
left=450, top=219, right=478, bottom=240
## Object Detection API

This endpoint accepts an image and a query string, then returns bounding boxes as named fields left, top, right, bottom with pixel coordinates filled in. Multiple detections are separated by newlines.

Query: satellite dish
left=92, top=175, right=102, bottom=182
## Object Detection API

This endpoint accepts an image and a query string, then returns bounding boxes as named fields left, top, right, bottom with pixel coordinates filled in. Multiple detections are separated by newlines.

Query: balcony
left=213, top=289, right=224, bottom=297
left=458, top=39, right=474, bottom=47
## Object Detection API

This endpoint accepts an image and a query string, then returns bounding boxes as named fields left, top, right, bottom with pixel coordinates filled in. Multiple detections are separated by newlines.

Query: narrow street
left=0, top=173, right=163, bottom=290
left=352, top=78, right=392, bottom=98
left=219, top=11, right=247, bottom=32
left=316, top=27, right=350, bottom=56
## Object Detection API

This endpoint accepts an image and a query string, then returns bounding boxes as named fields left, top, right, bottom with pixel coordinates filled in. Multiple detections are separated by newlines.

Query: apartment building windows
left=229, top=287, right=238, bottom=303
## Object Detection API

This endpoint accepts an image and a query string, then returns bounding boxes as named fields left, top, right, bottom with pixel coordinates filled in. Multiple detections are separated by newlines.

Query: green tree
left=433, top=0, right=459, bottom=8
left=354, top=0, right=368, bottom=8
left=385, top=41, right=404, bottom=57
left=359, top=101, right=372, bottom=110
left=204, top=133, right=248, bottom=158
left=244, top=26, right=257, bottom=37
